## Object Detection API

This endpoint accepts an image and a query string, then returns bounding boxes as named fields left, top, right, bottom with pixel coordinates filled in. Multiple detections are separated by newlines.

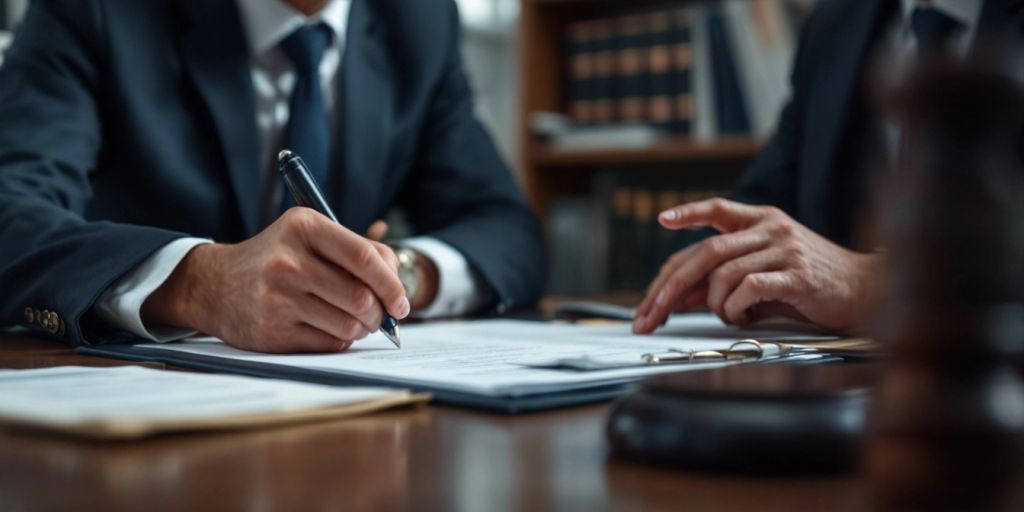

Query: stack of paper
left=0, top=366, right=425, bottom=439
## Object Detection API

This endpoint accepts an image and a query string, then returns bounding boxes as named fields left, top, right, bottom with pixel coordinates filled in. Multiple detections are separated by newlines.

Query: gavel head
left=873, top=54, right=1024, bottom=360
left=866, top=52, right=1024, bottom=511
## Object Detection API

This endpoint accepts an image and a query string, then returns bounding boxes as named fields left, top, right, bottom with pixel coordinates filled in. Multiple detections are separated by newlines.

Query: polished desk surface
left=0, top=334, right=870, bottom=512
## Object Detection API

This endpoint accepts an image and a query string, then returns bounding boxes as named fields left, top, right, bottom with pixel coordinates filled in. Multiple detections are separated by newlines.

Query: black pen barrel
left=278, top=151, right=340, bottom=223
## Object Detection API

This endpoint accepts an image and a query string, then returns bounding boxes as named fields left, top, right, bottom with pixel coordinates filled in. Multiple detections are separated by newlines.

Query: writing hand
left=142, top=208, right=408, bottom=353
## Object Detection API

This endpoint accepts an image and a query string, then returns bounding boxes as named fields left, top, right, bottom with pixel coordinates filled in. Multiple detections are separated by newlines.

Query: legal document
left=0, top=366, right=422, bottom=439
left=143, top=314, right=837, bottom=398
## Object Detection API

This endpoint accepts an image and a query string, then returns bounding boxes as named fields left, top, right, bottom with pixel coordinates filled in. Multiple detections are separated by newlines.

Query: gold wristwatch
left=395, top=247, right=421, bottom=303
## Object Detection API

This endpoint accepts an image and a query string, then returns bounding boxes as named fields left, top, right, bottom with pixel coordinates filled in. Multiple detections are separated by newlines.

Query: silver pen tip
left=278, top=149, right=293, bottom=162
left=382, top=326, right=401, bottom=349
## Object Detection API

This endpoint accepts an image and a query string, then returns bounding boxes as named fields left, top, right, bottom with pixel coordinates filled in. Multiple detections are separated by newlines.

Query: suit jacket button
left=46, top=312, right=61, bottom=334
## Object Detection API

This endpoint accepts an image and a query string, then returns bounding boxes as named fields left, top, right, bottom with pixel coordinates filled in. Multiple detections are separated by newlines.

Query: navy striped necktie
left=278, top=23, right=333, bottom=214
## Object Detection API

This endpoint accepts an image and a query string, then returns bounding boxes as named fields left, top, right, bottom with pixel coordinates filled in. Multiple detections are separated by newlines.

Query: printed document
left=143, top=314, right=836, bottom=397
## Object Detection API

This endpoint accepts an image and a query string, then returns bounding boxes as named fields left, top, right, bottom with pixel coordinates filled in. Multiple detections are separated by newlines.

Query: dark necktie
left=911, top=6, right=962, bottom=55
left=279, top=23, right=333, bottom=213
left=896, top=6, right=964, bottom=166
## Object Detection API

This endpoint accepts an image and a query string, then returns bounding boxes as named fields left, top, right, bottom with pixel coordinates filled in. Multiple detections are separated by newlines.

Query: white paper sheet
left=0, top=366, right=405, bottom=426
left=144, top=314, right=837, bottom=397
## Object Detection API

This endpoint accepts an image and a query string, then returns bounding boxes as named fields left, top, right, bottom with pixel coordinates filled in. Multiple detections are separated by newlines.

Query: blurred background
left=0, top=0, right=812, bottom=297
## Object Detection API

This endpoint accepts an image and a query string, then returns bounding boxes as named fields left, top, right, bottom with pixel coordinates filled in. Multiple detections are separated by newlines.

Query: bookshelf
left=516, top=0, right=802, bottom=294
left=518, top=0, right=763, bottom=218
left=531, top=135, right=760, bottom=168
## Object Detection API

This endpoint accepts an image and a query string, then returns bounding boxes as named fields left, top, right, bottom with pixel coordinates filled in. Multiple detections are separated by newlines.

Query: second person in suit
left=633, top=0, right=1019, bottom=334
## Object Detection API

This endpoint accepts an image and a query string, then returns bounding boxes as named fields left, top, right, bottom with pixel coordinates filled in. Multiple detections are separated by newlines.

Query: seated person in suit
left=0, top=0, right=546, bottom=352
left=634, top=0, right=1018, bottom=334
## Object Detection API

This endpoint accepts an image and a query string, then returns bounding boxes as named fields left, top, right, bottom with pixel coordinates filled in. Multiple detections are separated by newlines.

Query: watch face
left=397, top=249, right=420, bottom=301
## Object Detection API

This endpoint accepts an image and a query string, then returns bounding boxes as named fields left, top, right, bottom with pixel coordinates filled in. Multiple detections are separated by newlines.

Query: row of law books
left=546, top=187, right=727, bottom=295
left=564, top=0, right=810, bottom=149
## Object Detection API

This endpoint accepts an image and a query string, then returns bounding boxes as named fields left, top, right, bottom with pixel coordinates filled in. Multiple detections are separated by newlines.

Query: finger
left=635, top=245, right=696, bottom=321
left=657, top=198, right=768, bottom=233
left=748, top=301, right=809, bottom=324
left=676, top=282, right=710, bottom=313
left=371, top=241, right=399, bottom=273
left=366, top=221, right=389, bottom=242
left=270, top=324, right=351, bottom=354
left=722, top=271, right=802, bottom=326
left=301, top=258, right=385, bottom=332
left=636, top=279, right=708, bottom=334
left=637, top=230, right=773, bottom=327
left=706, top=247, right=790, bottom=321
left=308, top=220, right=410, bottom=319
left=296, top=293, right=373, bottom=342
left=633, top=281, right=708, bottom=334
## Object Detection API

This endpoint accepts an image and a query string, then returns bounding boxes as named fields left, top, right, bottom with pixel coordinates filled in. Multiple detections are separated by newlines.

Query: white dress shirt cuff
left=400, top=237, right=487, bottom=319
left=94, top=238, right=213, bottom=342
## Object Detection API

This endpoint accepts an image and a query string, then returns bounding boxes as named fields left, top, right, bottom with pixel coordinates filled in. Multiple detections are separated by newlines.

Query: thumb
left=366, top=220, right=389, bottom=242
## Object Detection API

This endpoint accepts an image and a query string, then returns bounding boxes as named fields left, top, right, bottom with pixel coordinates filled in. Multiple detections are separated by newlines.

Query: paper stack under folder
left=0, top=366, right=427, bottom=439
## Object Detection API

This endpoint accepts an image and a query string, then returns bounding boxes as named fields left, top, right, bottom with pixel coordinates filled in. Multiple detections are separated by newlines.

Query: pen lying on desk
left=278, top=149, right=401, bottom=348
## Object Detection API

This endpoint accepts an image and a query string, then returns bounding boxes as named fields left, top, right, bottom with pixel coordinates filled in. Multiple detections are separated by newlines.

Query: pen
left=278, top=149, right=401, bottom=348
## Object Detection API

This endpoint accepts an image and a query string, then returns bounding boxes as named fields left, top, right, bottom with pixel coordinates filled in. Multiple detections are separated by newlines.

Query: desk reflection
left=0, top=398, right=870, bottom=512
left=0, top=407, right=426, bottom=512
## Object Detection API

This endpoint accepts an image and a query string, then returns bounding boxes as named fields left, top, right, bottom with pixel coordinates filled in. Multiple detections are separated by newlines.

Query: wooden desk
left=0, top=335, right=870, bottom=511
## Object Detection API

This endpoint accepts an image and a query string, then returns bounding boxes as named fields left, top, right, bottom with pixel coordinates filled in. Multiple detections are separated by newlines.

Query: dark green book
left=566, top=21, right=596, bottom=125
left=614, top=13, right=649, bottom=124
left=646, top=11, right=675, bottom=132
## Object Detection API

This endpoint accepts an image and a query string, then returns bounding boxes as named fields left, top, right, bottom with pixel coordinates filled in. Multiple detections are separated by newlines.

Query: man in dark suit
left=0, top=0, right=546, bottom=352
left=634, top=0, right=1021, bottom=334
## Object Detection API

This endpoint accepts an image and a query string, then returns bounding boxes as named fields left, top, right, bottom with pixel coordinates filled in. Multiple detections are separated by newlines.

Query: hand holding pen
left=138, top=154, right=408, bottom=353
left=279, top=150, right=402, bottom=347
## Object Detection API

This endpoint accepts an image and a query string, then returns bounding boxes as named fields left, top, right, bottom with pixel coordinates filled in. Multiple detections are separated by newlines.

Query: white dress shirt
left=95, top=0, right=486, bottom=342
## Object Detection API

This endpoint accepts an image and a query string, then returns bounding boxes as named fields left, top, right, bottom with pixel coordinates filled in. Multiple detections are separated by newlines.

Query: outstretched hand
left=632, top=198, right=881, bottom=334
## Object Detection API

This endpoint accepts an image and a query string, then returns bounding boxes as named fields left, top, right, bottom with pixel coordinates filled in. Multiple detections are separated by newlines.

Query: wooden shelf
left=530, top=137, right=763, bottom=168
left=517, top=0, right=761, bottom=219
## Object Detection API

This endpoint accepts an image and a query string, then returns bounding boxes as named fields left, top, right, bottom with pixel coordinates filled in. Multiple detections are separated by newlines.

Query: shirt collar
left=900, top=0, right=984, bottom=32
left=236, top=0, right=351, bottom=57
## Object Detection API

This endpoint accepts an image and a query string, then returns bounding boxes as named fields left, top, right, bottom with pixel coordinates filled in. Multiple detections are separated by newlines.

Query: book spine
left=671, top=9, right=695, bottom=135
left=615, top=14, right=649, bottom=124
left=608, top=187, right=635, bottom=291
left=567, top=21, right=595, bottom=125
left=590, top=19, right=617, bottom=125
left=646, top=11, right=675, bottom=133
left=632, top=189, right=657, bottom=288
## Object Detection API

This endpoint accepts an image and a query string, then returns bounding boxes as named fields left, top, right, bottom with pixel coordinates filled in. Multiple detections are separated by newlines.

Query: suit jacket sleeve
left=395, top=2, right=547, bottom=314
left=0, top=0, right=189, bottom=344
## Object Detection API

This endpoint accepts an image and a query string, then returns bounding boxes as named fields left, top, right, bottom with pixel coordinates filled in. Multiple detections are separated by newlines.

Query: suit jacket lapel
left=178, top=0, right=261, bottom=237
left=333, top=0, right=394, bottom=231
left=800, top=0, right=893, bottom=232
